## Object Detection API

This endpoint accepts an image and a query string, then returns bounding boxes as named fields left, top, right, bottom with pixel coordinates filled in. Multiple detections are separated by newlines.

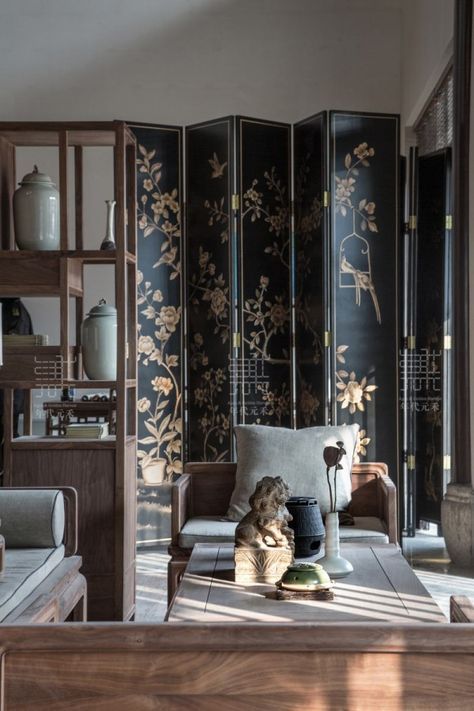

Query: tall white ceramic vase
left=318, top=512, right=353, bottom=579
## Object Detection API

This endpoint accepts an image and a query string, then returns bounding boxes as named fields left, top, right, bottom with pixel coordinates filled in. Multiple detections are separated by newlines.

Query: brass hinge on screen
left=446, top=214, right=453, bottom=230
left=407, top=335, right=416, bottom=350
left=407, top=455, right=416, bottom=471
left=408, top=215, right=417, bottom=230
left=232, top=194, right=240, bottom=211
left=444, top=335, right=452, bottom=350
left=324, top=331, right=332, bottom=347
left=232, top=332, right=241, bottom=349
left=323, top=191, right=331, bottom=208
left=443, top=455, right=452, bottom=470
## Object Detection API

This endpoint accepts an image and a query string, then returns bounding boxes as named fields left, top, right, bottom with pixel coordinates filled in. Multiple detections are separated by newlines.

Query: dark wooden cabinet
left=0, top=122, right=137, bottom=621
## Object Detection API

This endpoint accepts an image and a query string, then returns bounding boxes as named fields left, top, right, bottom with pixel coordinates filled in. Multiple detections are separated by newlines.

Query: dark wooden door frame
left=453, top=0, right=472, bottom=485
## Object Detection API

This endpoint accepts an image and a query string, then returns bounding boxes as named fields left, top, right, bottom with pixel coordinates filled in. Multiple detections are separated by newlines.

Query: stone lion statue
left=235, top=476, right=294, bottom=551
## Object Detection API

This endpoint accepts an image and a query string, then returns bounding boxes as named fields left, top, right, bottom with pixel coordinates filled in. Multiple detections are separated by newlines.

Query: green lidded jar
left=280, top=562, right=332, bottom=591
left=13, top=165, right=60, bottom=250
left=81, top=299, right=117, bottom=381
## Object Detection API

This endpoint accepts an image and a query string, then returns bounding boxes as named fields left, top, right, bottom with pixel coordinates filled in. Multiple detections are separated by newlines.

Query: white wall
left=0, top=0, right=402, bottom=125
left=401, top=0, right=454, bottom=140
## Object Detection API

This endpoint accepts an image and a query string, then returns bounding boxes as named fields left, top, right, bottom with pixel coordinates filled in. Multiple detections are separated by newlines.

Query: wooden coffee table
left=167, top=542, right=446, bottom=623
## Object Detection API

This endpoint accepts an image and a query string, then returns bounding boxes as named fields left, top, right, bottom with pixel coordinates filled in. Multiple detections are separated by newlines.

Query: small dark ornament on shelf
left=60, top=387, right=76, bottom=402
left=100, top=200, right=117, bottom=251
left=286, top=497, right=325, bottom=557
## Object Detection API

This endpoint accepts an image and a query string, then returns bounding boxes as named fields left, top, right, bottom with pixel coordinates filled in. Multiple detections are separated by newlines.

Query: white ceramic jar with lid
left=81, top=299, right=117, bottom=381
left=13, top=165, right=60, bottom=250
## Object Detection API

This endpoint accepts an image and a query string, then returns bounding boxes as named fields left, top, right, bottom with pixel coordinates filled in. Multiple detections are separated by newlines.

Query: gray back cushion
left=0, top=490, right=65, bottom=548
left=227, top=424, right=359, bottom=520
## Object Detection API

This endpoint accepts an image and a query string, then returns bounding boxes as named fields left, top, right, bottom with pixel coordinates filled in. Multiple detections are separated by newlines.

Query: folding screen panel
left=293, top=112, right=327, bottom=427
left=415, top=149, right=452, bottom=524
left=237, top=117, right=292, bottom=426
left=186, top=118, right=234, bottom=461
left=132, top=123, right=183, bottom=544
left=330, top=112, right=400, bottom=476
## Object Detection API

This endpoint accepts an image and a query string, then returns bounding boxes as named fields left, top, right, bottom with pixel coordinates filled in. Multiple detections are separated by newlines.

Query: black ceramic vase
left=286, top=497, right=325, bottom=557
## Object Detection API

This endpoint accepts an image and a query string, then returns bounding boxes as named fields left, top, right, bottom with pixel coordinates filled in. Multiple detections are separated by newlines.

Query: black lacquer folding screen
left=186, top=118, right=234, bottom=462
left=133, top=112, right=402, bottom=544
left=330, top=112, right=400, bottom=475
left=237, top=118, right=292, bottom=427
left=293, top=112, right=327, bottom=427
left=414, top=149, right=452, bottom=525
left=132, top=123, right=183, bottom=544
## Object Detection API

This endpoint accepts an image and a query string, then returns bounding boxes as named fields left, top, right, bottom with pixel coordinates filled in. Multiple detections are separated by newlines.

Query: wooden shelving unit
left=0, top=121, right=137, bottom=621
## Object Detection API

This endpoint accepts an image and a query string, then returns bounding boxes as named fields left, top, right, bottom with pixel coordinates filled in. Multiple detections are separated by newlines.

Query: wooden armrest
left=60, top=487, right=78, bottom=557
left=349, top=463, right=398, bottom=543
left=171, top=474, right=191, bottom=546
left=376, top=473, right=398, bottom=544
left=451, top=596, right=474, bottom=623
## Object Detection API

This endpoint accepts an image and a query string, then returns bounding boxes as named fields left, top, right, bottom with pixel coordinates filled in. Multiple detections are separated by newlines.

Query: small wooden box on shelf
left=0, top=121, right=138, bottom=621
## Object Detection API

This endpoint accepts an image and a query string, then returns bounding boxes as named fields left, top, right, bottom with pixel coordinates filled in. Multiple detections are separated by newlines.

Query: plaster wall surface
left=401, top=0, right=454, bottom=134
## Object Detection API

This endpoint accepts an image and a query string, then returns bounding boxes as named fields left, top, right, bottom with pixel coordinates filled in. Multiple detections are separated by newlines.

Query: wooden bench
left=0, top=487, right=87, bottom=623
left=0, top=609, right=473, bottom=709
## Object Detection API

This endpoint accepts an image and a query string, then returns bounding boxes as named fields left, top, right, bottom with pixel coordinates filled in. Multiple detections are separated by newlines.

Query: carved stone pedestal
left=441, top=484, right=474, bottom=568
left=234, top=547, right=293, bottom=584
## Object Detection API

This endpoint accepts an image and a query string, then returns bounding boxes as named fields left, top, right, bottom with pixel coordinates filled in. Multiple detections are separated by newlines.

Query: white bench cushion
left=0, top=545, right=65, bottom=621
left=179, top=516, right=388, bottom=549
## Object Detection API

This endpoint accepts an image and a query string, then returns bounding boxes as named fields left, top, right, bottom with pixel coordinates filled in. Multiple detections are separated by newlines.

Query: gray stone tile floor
left=136, top=535, right=474, bottom=622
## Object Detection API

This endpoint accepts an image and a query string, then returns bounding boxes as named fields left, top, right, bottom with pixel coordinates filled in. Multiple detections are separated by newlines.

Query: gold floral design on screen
left=136, top=142, right=182, bottom=483
left=243, top=166, right=290, bottom=268
left=189, top=333, right=230, bottom=461
left=336, top=345, right=377, bottom=461
left=335, top=143, right=381, bottom=324
left=240, top=165, right=291, bottom=426
left=137, top=146, right=181, bottom=281
left=295, top=154, right=324, bottom=371
left=189, top=246, right=230, bottom=345
left=137, top=271, right=182, bottom=481
left=354, top=429, right=371, bottom=464
left=188, top=152, right=231, bottom=459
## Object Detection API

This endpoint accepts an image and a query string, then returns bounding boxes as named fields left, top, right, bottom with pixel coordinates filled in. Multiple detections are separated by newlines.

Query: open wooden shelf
left=0, top=121, right=136, bottom=147
left=0, top=120, right=138, bottom=622
left=10, top=435, right=140, bottom=450
left=0, top=250, right=136, bottom=297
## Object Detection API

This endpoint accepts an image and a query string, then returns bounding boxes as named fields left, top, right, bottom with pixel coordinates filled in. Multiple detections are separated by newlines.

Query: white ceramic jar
left=13, top=165, right=60, bottom=250
left=81, top=300, right=117, bottom=381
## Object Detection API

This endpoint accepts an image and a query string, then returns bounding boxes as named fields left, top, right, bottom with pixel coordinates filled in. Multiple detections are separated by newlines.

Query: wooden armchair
left=168, top=461, right=397, bottom=602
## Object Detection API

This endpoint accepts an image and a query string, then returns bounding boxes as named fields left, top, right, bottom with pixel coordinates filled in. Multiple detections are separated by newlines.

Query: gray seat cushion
left=0, top=545, right=65, bottom=621
left=0, top=490, right=65, bottom=548
left=228, top=424, right=359, bottom=521
left=179, top=515, right=388, bottom=549
left=179, top=517, right=238, bottom=548
left=339, top=517, right=388, bottom=544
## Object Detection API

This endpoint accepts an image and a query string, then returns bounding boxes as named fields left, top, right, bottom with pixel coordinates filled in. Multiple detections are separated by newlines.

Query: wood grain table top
left=167, top=543, right=447, bottom=624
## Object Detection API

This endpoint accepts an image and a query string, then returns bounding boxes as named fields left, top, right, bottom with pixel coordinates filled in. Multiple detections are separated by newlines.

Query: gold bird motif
left=208, top=152, right=227, bottom=178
